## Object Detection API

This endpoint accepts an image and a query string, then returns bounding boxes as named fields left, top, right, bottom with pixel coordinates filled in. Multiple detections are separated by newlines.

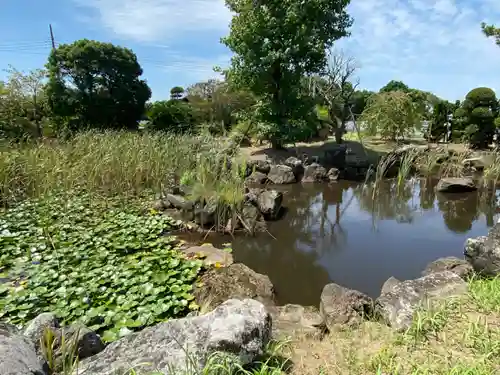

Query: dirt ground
left=239, top=136, right=470, bottom=166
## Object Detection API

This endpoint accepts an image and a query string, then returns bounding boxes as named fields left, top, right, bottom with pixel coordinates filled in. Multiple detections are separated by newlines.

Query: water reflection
left=228, top=180, right=500, bottom=305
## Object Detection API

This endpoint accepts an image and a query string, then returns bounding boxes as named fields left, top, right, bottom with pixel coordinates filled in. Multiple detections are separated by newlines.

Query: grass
left=0, top=130, right=246, bottom=207
left=287, top=276, right=500, bottom=375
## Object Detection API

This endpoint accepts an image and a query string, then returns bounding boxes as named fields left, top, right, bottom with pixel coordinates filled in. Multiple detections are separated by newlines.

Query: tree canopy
left=222, top=0, right=352, bottom=148
left=46, top=39, right=151, bottom=131
left=482, top=22, right=500, bottom=45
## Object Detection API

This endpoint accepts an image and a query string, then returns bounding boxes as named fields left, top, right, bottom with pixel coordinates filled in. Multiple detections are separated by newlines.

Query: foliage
left=482, top=22, right=500, bottom=45
left=455, top=87, right=498, bottom=148
left=0, top=67, right=48, bottom=140
left=350, top=90, right=374, bottom=118
left=222, top=0, right=352, bottom=148
left=170, top=86, right=185, bottom=100
left=46, top=39, right=151, bottom=132
left=427, top=100, right=456, bottom=141
left=186, top=79, right=255, bottom=133
left=0, top=194, right=202, bottom=342
left=148, top=100, right=196, bottom=133
left=379, top=80, right=410, bottom=93
left=310, top=51, right=358, bottom=143
left=360, top=91, right=420, bottom=140
left=0, top=131, right=243, bottom=205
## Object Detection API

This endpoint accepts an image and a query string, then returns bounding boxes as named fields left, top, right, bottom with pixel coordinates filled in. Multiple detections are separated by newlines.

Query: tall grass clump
left=0, top=130, right=245, bottom=206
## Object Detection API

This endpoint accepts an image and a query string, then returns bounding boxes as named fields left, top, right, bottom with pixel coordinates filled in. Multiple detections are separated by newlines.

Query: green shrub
left=148, top=100, right=196, bottom=134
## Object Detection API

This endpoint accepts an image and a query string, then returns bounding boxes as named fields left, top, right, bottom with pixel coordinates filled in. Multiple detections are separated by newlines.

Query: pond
left=183, top=179, right=500, bottom=306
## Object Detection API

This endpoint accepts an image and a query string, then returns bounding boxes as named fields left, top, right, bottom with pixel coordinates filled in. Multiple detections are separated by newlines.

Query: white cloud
left=338, top=0, right=500, bottom=100
left=74, top=0, right=231, bottom=41
left=74, top=0, right=500, bottom=100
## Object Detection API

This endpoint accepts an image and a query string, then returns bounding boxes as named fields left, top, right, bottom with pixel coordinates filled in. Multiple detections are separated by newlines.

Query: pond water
left=185, top=179, right=500, bottom=306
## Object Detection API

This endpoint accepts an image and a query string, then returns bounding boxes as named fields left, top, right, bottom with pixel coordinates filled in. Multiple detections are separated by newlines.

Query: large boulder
left=464, top=224, right=500, bottom=276
left=267, top=165, right=296, bottom=184
left=257, top=190, right=283, bottom=220
left=323, top=145, right=347, bottom=169
left=319, top=283, right=373, bottom=330
left=194, top=263, right=275, bottom=309
left=302, top=163, right=327, bottom=183
left=24, top=312, right=59, bottom=353
left=0, top=323, right=47, bottom=375
left=422, top=257, right=474, bottom=280
left=245, top=171, right=268, bottom=185
left=59, top=324, right=105, bottom=360
left=75, top=299, right=271, bottom=375
left=380, top=276, right=401, bottom=295
left=436, top=177, right=477, bottom=193
left=375, top=271, right=467, bottom=331
left=269, top=304, right=325, bottom=339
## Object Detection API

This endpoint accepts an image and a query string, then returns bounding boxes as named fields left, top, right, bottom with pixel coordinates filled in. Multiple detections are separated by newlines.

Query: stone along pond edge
left=2, top=220, right=500, bottom=375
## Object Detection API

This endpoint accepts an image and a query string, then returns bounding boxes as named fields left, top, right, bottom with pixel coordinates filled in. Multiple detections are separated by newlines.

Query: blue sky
left=0, top=0, right=499, bottom=101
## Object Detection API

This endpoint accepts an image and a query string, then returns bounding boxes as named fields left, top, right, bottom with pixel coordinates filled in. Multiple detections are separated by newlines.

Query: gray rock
left=75, top=299, right=271, bottom=375
left=319, top=283, right=373, bottom=329
left=270, top=304, right=325, bottom=339
left=244, top=188, right=263, bottom=204
left=465, top=224, right=500, bottom=276
left=302, top=163, right=327, bottom=183
left=246, top=171, right=268, bottom=185
left=241, top=203, right=266, bottom=233
left=194, top=201, right=217, bottom=227
left=436, top=177, right=477, bottom=193
left=380, top=277, right=401, bottom=295
left=0, top=325, right=47, bottom=375
left=59, top=324, right=105, bottom=360
left=267, top=165, right=296, bottom=184
left=166, top=194, right=194, bottom=211
left=181, top=244, right=234, bottom=267
left=194, top=263, right=275, bottom=309
left=24, top=313, right=60, bottom=352
left=462, top=155, right=494, bottom=170
left=257, top=190, right=283, bottom=220
left=247, top=159, right=271, bottom=174
left=375, top=271, right=467, bottom=331
left=284, top=157, right=304, bottom=177
left=327, top=168, right=340, bottom=182
left=422, top=257, right=474, bottom=280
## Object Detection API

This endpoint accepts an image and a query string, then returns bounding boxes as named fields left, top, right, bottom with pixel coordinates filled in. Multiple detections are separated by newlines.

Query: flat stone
left=181, top=244, right=234, bottom=267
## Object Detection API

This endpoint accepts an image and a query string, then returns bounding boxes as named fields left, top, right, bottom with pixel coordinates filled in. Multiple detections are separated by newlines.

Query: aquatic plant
left=0, top=193, right=202, bottom=342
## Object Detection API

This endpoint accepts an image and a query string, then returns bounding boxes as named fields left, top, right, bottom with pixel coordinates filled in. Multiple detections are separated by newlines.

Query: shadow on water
left=183, top=179, right=500, bottom=306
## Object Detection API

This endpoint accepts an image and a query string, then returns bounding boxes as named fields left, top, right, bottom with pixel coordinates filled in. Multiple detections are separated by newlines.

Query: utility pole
left=49, top=24, right=56, bottom=50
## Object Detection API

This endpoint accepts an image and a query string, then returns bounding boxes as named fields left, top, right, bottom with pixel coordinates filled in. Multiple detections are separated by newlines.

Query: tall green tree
left=482, top=22, right=500, bottom=45
left=427, top=100, right=456, bottom=141
left=455, top=87, right=498, bottom=148
left=222, top=0, right=352, bottom=148
left=170, top=86, right=184, bottom=100
left=379, top=80, right=410, bottom=93
left=46, top=39, right=151, bottom=131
